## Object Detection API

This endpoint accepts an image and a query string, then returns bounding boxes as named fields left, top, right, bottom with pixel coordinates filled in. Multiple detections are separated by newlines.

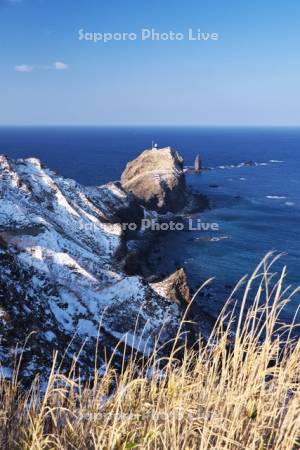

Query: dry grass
left=1, top=254, right=300, bottom=449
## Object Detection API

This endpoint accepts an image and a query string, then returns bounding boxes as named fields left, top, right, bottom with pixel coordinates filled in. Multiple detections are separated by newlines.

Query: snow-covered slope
left=0, top=155, right=182, bottom=380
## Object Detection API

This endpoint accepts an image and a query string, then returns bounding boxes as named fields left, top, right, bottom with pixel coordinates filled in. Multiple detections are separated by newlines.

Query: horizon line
left=0, top=124, right=300, bottom=128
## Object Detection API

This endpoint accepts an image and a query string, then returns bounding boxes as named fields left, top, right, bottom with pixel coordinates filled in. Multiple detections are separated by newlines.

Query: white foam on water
left=210, top=236, right=229, bottom=242
left=266, top=195, right=287, bottom=199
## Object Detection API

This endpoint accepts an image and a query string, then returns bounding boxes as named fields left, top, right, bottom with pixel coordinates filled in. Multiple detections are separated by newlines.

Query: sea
left=1, top=126, right=300, bottom=325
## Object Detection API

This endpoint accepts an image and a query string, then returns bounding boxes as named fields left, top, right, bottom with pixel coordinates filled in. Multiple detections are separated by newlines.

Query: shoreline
left=116, top=175, right=219, bottom=340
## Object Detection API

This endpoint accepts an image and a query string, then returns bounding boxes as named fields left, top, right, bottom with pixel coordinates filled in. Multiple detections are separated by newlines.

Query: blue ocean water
left=1, top=126, right=300, bottom=322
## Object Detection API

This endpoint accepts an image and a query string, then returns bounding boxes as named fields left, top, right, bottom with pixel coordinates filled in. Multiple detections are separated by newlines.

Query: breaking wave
left=266, top=195, right=287, bottom=199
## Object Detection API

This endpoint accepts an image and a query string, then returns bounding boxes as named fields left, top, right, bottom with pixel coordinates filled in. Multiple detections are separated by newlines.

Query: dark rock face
left=121, top=147, right=187, bottom=213
left=93, top=181, right=144, bottom=225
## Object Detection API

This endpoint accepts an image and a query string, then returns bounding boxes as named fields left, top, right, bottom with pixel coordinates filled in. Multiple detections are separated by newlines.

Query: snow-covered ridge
left=0, top=154, right=185, bottom=380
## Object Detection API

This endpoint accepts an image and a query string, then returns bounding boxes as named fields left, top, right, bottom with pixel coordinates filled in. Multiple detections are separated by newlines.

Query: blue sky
left=0, top=0, right=299, bottom=125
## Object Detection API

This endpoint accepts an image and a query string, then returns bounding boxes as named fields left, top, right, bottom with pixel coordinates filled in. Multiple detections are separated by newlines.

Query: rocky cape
left=0, top=147, right=208, bottom=381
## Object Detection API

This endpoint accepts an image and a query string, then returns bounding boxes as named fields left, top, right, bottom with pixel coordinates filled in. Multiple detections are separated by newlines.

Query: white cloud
left=14, top=61, right=69, bottom=73
left=53, top=61, right=69, bottom=70
left=14, top=64, right=34, bottom=73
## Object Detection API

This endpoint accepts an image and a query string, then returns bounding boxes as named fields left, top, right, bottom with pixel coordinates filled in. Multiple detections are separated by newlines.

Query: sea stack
left=194, top=154, right=202, bottom=172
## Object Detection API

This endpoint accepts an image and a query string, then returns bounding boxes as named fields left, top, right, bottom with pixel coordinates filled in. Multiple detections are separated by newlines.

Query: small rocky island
left=0, top=147, right=208, bottom=380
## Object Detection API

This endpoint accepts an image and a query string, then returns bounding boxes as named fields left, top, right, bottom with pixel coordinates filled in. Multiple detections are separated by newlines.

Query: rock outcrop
left=121, top=147, right=187, bottom=213
left=151, top=268, right=191, bottom=306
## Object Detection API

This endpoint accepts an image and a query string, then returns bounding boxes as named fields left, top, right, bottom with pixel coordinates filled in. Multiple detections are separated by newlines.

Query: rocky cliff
left=0, top=148, right=203, bottom=381
left=121, top=147, right=187, bottom=213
